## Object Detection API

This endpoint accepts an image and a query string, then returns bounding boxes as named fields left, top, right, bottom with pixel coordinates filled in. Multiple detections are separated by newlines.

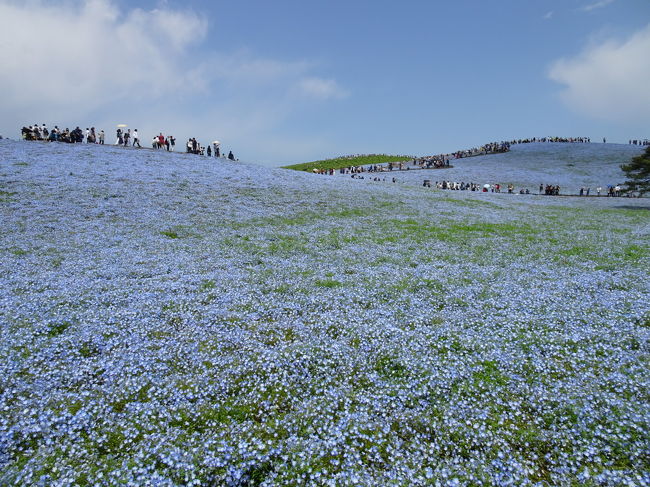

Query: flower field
left=341, top=142, right=644, bottom=193
left=0, top=140, right=648, bottom=486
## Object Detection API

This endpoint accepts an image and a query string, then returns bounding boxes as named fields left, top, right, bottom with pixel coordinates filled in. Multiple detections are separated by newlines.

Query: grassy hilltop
left=0, top=139, right=648, bottom=485
left=282, top=154, right=411, bottom=172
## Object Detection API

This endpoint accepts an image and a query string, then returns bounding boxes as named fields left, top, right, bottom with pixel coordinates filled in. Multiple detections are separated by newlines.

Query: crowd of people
left=629, top=139, right=649, bottom=146
left=312, top=141, right=512, bottom=176
left=427, top=181, right=633, bottom=197
left=145, top=132, right=174, bottom=151
left=426, top=180, right=532, bottom=194
left=20, top=123, right=237, bottom=161
left=511, top=136, right=591, bottom=144
left=410, top=141, right=511, bottom=170
left=578, top=185, right=626, bottom=197
left=351, top=174, right=398, bottom=183
left=21, top=124, right=106, bottom=144
left=542, top=184, right=561, bottom=195
left=512, top=136, right=646, bottom=146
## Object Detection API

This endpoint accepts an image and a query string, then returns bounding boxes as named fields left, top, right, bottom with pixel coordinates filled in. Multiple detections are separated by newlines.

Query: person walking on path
left=99, top=130, right=105, bottom=145
left=132, top=129, right=141, bottom=148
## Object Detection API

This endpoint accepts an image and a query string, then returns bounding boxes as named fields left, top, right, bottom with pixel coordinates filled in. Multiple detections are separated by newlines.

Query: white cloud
left=548, top=23, right=650, bottom=123
left=580, top=0, right=616, bottom=12
left=208, top=53, right=313, bottom=84
left=543, top=11, right=554, bottom=20
left=0, top=0, right=207, bottom=111
left=296, top=77, right=349, bottom=100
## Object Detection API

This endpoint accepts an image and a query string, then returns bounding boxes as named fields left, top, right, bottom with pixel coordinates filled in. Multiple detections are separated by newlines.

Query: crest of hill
left=282, top=154, right=412, bottom=172
left=1, top=139, right=645, bottom=199
left=420, top=142, right=645, bottom=191
left=0, top=139, right=404, bottom=220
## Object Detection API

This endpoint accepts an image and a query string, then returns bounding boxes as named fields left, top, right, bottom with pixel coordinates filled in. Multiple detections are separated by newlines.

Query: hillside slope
left=1, top=139, right=649, bottom=486
left=334, top=142, right=645, bottom=193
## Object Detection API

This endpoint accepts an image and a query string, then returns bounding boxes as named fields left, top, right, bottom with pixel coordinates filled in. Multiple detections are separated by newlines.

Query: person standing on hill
left=123, top=129, right=130, bottom=147
left=99, top=130, right=105, bottom=144
left=133, top=129, right=141, bottom=148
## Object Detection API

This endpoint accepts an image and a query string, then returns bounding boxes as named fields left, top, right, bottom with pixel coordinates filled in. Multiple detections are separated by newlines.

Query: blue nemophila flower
left=0, top=138, right=648, bottom=485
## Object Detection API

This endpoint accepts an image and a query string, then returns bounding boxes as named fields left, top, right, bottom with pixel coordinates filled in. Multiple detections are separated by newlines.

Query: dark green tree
left=621, top=146, right=650, bottom=196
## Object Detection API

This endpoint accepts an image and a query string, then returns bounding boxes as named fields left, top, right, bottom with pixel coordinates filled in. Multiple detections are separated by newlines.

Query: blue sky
left=1, top=0, right=649, bottom=165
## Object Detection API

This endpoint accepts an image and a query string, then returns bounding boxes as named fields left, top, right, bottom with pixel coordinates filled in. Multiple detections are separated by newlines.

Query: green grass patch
left=0, top=190, right=17, bottom=202
left=47, top=321, right=72, bottom=337
left=374, top=354, right=408, bottom=379
left=160, top=229, right=179, bottom=239
left=8, top=247, right=28, bottom=256
left=199, top=279, right=217, bottom=291
left=160, top=225, right=197, bottom=239
left=282, top=154, right=411, bottom=172
left=315, top=279, right=343, bottom=288
left=379, top=218, right=535, bottom=245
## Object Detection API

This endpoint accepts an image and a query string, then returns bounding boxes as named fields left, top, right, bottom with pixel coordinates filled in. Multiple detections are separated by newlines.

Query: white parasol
left=116, top=124, right=128, bottom=128
left=483, top=184, right=490, bottom=189
left=212, top=140, right=220, bottom=145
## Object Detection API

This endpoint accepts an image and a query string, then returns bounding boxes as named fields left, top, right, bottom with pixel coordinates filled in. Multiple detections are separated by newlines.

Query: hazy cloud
left=543, top=11, right=554, bottom=20
left=0, top=0, right=207, bottom=112
left=548, top=23, right=650, bottom=123
left=297, top=77, right=349, bottom=100
left=580, top=0, right=616, bottom=12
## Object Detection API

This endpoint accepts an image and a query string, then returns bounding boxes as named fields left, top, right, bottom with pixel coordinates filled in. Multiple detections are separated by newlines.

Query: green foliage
left=9, top=247, right=28, bottom=256
left=78, top=342, right=99, bottom=358
left=0, top=190, right=17, bottom=203
left=621, top=146, right=650, bottom=196
left=199, top=279, right=217, bottom=291
left=315, top=279, right=343, bottom=288
left=160, top=225, right=197, bottom=239
left=282, top=154, right=411, bottom=172
left=374, top=354, right=408, bottom=379
left=160, top=230, right=179, bottom=239
left=47, top=321, right=71, bottom=337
